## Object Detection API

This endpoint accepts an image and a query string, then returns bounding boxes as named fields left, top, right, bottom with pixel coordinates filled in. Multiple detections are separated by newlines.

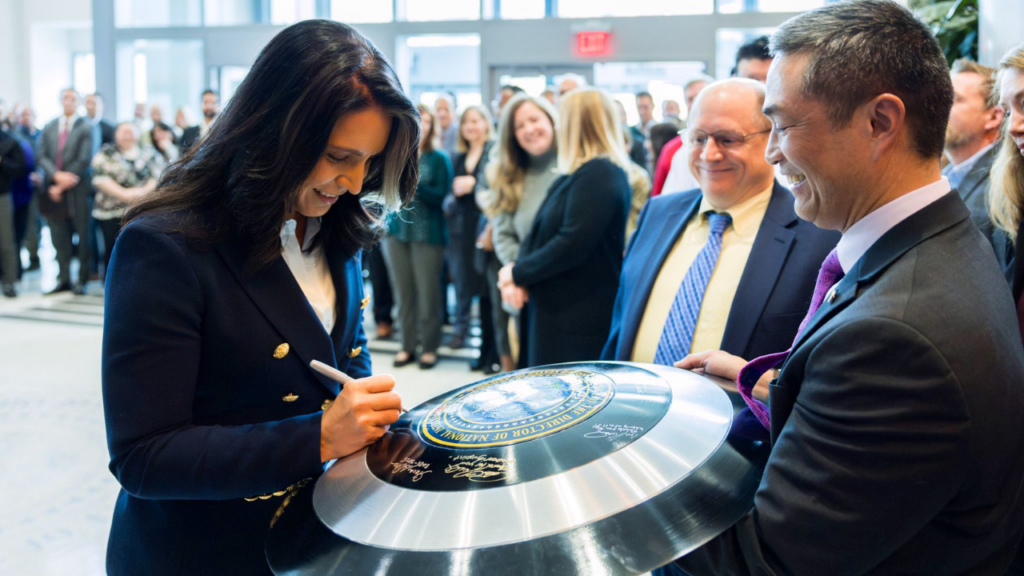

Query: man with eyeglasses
left=602, top=79, right=838, bottom=412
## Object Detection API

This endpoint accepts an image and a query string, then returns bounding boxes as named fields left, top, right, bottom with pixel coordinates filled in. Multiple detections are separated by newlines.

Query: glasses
left=684, top=128, right=771, bottom=150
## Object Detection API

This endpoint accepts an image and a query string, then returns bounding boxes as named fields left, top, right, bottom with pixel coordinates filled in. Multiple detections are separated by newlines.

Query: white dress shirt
left=199, top=118, right=214, bottom=140
left=58, top=114, right=79, bottom=135
left=280, top=218, right=336, bottom=334
left=835, top=177, right=952, bottom=274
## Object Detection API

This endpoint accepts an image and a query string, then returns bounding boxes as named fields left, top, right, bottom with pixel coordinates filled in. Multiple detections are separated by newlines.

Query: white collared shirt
left=835, top=178, right=952, bottom=273
left=280, top=218, right=336, bottom=334
left=199, top=118, right=214, bottom=140
left=58, top=114, right=79, bottom=134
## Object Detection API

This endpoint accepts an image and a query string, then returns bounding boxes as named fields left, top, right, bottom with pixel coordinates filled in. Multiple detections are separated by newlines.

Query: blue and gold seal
left=420, top=369, right=615, bottom=448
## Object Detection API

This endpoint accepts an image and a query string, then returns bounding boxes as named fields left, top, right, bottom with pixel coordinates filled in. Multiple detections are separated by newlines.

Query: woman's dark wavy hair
left=124, top=20, right=420, bottom=270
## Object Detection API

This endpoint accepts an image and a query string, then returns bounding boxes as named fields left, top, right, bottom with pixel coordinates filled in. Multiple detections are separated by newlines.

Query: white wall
left=0, top=0, right=93, bottom=124
left=29, top=23, right=93, bottom=123
left=0, top=0, right=29, bottom=106
left=980, top=0, right=1024, bottom=67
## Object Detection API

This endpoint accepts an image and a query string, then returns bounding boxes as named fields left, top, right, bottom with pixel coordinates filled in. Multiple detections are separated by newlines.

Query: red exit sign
left=577, top=31, right=611, bottom=56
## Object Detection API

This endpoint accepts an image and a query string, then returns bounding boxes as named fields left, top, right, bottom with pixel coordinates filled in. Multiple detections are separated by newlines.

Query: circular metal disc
left=266, top=362, right=769, bottom=575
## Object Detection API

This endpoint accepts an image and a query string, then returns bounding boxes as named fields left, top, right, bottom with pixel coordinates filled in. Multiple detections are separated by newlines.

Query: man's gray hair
left=770, top=0, right=953, bottom=159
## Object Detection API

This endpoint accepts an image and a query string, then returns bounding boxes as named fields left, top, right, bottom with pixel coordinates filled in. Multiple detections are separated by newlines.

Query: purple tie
left=736, top=249, right=845, bottom=430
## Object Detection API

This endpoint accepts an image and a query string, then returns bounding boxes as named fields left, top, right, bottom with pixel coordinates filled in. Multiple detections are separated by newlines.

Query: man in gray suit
left=673, top=2, right=1024, bottom=574
left=37, top=89, right=94, bottom=294
left=943, top=59, right=1014, bottom=274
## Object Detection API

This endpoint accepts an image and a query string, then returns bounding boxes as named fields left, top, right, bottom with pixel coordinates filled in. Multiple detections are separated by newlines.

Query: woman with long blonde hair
left=989, top=43, right=1024, bottom=342
left=498, top=88, right=632, bottom=366
left=482, top=93, right=559, bottom=371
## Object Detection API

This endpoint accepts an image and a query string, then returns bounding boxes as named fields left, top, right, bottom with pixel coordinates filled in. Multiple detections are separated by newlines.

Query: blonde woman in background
left=498, top=88, right=632, bottom=366
left=483, top=93, right=560, bottom=370
left=990, top=43, right=1024, bottom=349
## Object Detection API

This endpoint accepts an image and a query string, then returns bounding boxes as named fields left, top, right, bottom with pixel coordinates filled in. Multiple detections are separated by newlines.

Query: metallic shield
left=266, top=362, right=770, bottom=575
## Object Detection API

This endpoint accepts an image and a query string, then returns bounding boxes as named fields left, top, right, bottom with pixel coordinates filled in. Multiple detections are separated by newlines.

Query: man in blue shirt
left=942, top=58, right=1012, bottom=274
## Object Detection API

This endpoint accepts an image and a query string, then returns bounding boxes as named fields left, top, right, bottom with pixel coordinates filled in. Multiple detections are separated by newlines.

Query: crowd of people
left=0, top=89, right=220, bottom=297
left=361, top=32, right=821, bottom=375
left=1, top=30, right=1018, bottom=386
left=79, top=5, right=1024, bottom=573
left=361, top=29, right=1024, bottom=393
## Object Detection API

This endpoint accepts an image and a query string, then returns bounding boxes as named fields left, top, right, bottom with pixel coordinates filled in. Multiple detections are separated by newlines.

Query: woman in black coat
left=443, top=105, right=494, bottom=354
left=498, top=88, right=632, bottom=367
left=101, top=21, right=419, bottom=575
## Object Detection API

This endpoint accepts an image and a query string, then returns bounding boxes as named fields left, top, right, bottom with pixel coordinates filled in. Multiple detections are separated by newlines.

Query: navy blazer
left=102, top=214, right=371, bottom=575
left=515, top=157, right=631, bottom=366
left=602, top=181, right=840, bottom=362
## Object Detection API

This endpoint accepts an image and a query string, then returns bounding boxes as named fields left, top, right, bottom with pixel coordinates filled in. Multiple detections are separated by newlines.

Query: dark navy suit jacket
left=602, top=181, right=840, bottom=362
left=102, top=214, right=371, bottom=575
left=676, top=192, right=1024, bottom=575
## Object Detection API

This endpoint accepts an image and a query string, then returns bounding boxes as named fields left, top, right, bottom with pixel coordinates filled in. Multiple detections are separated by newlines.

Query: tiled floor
left=0, top=274, right=480, bottom=575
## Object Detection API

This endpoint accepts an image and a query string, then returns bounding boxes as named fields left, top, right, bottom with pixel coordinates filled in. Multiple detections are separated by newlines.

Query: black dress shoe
left=418, top=353, right=438, bottom=370
left=46, top=282, right=72, bottom=295
left=72, top=283, right=87, bottom=296
left=482, top=362, right=502, bottom=376
left=2, top=283, right=16, bottom=298
left=393, top=351, right=416, bottom=367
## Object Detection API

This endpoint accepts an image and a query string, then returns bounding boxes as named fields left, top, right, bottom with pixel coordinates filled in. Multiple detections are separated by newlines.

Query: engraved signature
left=444, top=454, right=512, bottom=482
left=584, top=424, right=644, bottom=442
left=389, top=458, right=433, bottom=482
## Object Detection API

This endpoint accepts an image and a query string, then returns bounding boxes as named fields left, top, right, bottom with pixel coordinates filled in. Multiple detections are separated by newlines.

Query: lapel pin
left=273, top=343, right=290, bottom=359
left=826, top=286, right=839, bottom=304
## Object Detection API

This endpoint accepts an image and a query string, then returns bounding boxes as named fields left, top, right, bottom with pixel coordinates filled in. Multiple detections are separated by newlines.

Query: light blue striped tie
left=654, top=211, right=732, bottom=365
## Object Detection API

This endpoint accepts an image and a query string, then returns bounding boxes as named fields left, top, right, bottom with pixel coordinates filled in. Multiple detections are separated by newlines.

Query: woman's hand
left=675, top=350, right=769, bottom=400
left=452, top=175, right=476, bottom=197
left=502, top=284, right=528, bottom=309
left=498, top=263, right=515, bottom=288
left=320, top=374, right=403, bottom=462
left=497, top=263, right=527, bottom=308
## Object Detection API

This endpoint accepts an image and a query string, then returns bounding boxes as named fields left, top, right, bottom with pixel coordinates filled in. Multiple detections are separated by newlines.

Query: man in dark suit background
left=602, top=79, right=839, bottom=399
left=942, top=59, right=1014, bottom=274
left=179, top=89, right=220, bottom=153
left=84, top=93, right=116, bottom=151
left=0, top=127, right=28, bottom=297
left=37, top=88, right=94, bottom=294
left=673, top=2, right=1024, bottom=574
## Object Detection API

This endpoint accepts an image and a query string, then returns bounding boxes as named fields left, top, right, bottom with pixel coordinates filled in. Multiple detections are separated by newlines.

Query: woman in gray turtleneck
left=480, top=93, right=559, bottom=370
